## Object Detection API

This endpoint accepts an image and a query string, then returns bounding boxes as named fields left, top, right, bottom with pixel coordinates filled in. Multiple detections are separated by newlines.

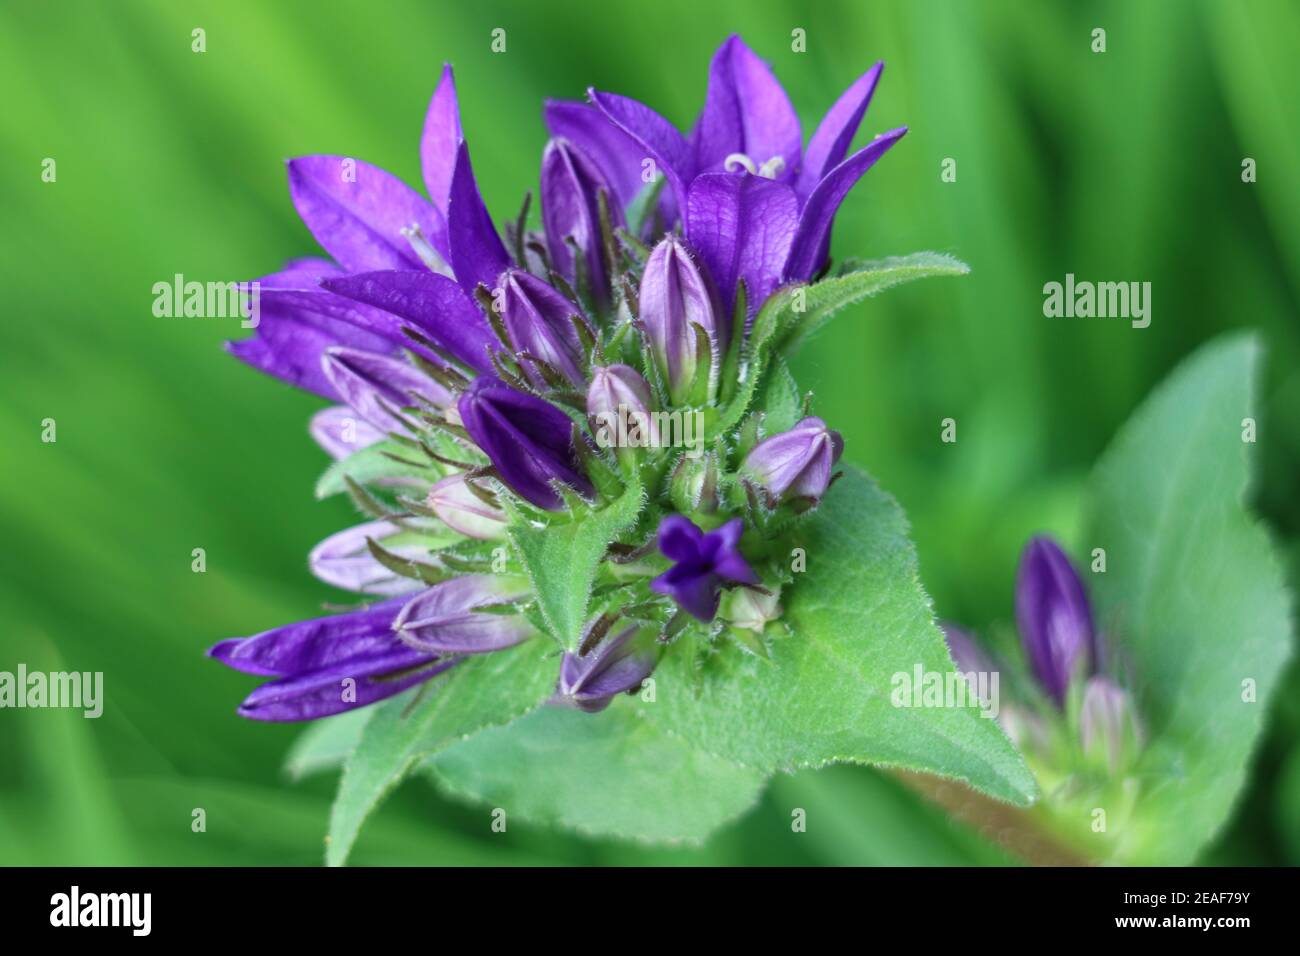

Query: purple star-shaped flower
left=650, top=516, right=758, bottom=621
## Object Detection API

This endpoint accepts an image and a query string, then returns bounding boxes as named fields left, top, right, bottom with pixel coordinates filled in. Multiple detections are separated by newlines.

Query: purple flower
left=650, top=516, right=758, bottom=621
left=498, top=269, right=587, bottom=388
left=392, top=574, right=537, bottom=654
left=1015, top=536, right=1097, bottom=706
left=207, top=598, right=453, bottom=722
left=586, top=34, right=905, bottom=285
left=557, top=624, right=658, bottom=712
left=541, top=137, right=624, bottom=307
left=638, top=235, right=723, bottom=404
left=457, top=376, right=594, bottom=510
left=742, top=416, right=843, bottom=504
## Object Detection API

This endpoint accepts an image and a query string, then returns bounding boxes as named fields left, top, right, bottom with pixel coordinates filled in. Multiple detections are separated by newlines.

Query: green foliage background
left=1, top=0, right=1296, bottom=865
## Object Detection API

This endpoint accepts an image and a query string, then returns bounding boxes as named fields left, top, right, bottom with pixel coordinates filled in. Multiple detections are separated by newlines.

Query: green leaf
left=507, top=475, right=644, bottom=651
left=283, top=708, right=372, bottom=781
left=429, top=700, right=766, bottom=842
left=325, top=640, right=558, bottom=866
left=640, top=465, right=1037, bottom=806
left=1075, top=333, right=1293, bottom=864
left=315, top=439, right=436, bottom=499
left=762, top=358, right=804, bottom=433
left=781, top=252, right=971, bottom=351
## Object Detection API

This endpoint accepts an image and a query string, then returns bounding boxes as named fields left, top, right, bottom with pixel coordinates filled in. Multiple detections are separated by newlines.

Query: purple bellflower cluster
left=945, top=536, right=1143, bottom=774
left=211, top=36, right=891, bottom=721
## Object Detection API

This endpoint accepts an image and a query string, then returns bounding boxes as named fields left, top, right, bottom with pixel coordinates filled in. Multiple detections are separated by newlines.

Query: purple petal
left=310, top=406, right=386, bottom=459
left=323, top=270, right=500, bottom=374
left=685, top=172, right=798, bottom=315
left=588, top=89, right=691, bottom=215
left=236, top=652, right=453, bottom=722
left=796, top=62, right=884, bottom=201
left=784, top=127, right=907, bottom=282
left=420, top=64, right=463, bottom=216
left=544, top=100, right=649, bottom=211
left=207, top=597, right=410, bottom=677
left=447, top=141, right=511, bottom=296
left=1015, top=536, right=1096, bottom=706
left=693, top=35, right=802, bottom=180
left=559, top=624, right=657, bottom=712
left=287, top=155, right=447, bottom=272
left=657, top=514, right=704, bottom=562
left=226, top=299, right=394, bottom=399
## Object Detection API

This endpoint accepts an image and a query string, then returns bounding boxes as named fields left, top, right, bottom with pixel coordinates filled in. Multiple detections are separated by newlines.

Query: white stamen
left=723, top=153, right=758, bottom=175
left=723, top=152, right=786, bottom=180
left=402, top=224, right=455, bottom=277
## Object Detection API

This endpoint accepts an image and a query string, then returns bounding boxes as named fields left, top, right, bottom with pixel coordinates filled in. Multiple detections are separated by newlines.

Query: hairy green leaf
left=430, top=700, right=766, bottom=842
left=1075, top=333, right=1293, bottom=864
left=640, top=465, right=1037, bottom=806
left=507, top=475, right=644, bottom=651
left=325, top=640, right=558, bottom=866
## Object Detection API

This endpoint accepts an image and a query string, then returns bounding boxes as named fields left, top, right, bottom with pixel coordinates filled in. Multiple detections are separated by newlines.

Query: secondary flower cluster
left=211, top=35, right=899, bottom=721
left=945, top=537, right=1144, bottom=774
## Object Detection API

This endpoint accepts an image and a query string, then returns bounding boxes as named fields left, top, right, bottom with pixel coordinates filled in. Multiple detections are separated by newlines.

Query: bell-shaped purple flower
left=1015, top=536, right=1097, bottom=706
left=207, top=598, right=453, bottom=721
left=557, top=624, right=658, bottom=712
left=498, top=269, right=587, bottom=388
left=392, top=574, right=537, bottom=654
left=426, top=473, right=507, bottom=539
left=742, top=416, right=843, bottom=505
left=541, top=138, right=624, bottom=308
left=638, top=235, right=724, bottom=405
left=587, top=364, right=658, bottom=451
left=457, top=377, right=594, bottom=510
left=650, top=516, right=758, bottom=621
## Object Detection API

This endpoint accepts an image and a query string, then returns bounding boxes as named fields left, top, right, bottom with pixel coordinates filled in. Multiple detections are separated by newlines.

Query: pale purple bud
left=587, top=363, right=658, bottom=450
left=742, top=416, right=844, bottom=504
left=1079, top=676, right=1142, bottom=773
left=558, top=624, right=658, bottom=712
left=308, top=519, right=431, bottom=596
left=321, top=347, right=450, bottom=434
left=638, top=235, right=723, bottom=404
left=391, top=574, right=537, bottom=654
left=426, top=473, right=507, bottom=540
left=541, top=137, right=623, bottom=308
left=499, top=269, right=586, bottom=388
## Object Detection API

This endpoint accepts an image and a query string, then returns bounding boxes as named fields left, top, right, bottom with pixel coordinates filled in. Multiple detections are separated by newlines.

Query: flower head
left=211, top=34, right=893, bottom=725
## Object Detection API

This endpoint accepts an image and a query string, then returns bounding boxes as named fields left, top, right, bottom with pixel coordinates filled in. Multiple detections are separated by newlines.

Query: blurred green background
left=2, top=0, right=1296, bottom=865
